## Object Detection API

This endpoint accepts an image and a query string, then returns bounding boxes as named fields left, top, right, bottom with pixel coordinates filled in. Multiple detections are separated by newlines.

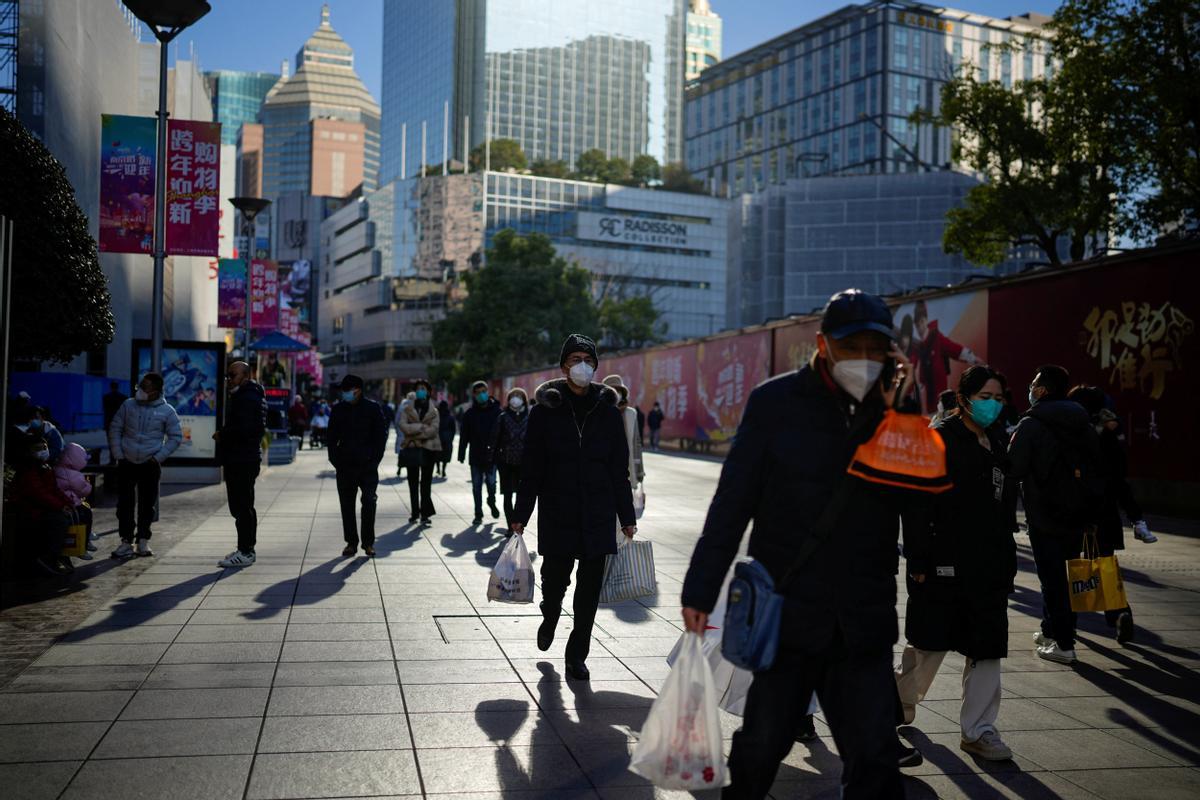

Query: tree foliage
left=631, top=155, right=662, bottom=186
left=599, top=295, right=667, bottom=350
left=431, top=230, right=598, bottom=392
left=662, top=161, right=707, bottom=194
left=932, top=0, right=1199, bottom=267
left=530, top=159, right=570, bottom=179
left=468, top=138, right=528, bottom=172
left=574, top=149, right=609, bottom=182
left=0, top=108, right=114, bottom=364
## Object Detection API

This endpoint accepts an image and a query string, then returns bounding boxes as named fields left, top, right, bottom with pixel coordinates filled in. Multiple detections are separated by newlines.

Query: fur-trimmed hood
left=534, top=378, right=620, bottom=410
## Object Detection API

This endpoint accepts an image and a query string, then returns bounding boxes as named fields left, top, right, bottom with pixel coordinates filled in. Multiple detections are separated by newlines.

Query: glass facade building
left=380, top=0, right=685, bottom=186
left=686, top=0, right=722, bottom=81
left=205, top=70, right=278, bottom=145
left=684, top=1, right=1051, bottom=194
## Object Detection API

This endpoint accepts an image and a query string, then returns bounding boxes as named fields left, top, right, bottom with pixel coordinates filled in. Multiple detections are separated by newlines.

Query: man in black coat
left=102, top=381, right=127, bottom=440
left=681, top=290, right=927, bottom=800
left=215, top=361, right=267, bottom=568
left=327, top=374, right=388, bottom=557
left=458, top=380, right=502, bottom=525
left=1009, top=365, right=1102, bottom=664
left=512, top=334, right=637, bottom=681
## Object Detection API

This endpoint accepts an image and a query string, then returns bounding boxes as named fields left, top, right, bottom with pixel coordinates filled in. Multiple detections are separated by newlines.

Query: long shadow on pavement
left=242, top=557, right=366, bottom=620
left=60, top=572, right=219, bottom=639
left=897, top=727, right=1066, bottom=799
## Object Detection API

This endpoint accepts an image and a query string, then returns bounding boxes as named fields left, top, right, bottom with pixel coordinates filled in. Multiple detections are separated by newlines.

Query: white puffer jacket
left=108, top=397, right=183, bottom=464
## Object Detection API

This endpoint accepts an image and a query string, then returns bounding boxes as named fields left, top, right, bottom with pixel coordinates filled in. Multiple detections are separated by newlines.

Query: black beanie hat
left=559, top=333, right=598, bottom=367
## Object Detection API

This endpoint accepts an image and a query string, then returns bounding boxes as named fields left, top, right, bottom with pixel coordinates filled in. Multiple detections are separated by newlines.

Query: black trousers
left=1030, top=530, right=1078, bottom=649
left=337, top=465, right=378, bottom=547
left=725, top=637, right=903, bottom=800
left=116, top=459, right=160, bottom=540
left=224, top=463, right=260, bottom=554
left=406, top=449, right=436, bottom=518
left=540, top=553, right=606, bottom=662
left=499, top=465, right=520, bottom=526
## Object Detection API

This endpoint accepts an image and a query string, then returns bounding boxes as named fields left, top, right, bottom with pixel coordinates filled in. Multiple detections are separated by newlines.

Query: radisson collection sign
left=576, top=211, right=698, bottom=248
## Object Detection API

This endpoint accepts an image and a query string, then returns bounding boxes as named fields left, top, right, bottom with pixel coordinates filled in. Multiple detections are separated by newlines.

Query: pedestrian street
left=2, top=446, right=1198, bottom=800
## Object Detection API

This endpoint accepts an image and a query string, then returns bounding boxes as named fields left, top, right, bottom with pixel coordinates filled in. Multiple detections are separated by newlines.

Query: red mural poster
left=696, top=331, right=772, bottom=442
left=988, top=255, right=1197, bottom=483
left=643, top=345, right=697, bottom=440
left=772, top=319, right=822, bottom=375
left=249, top=259, right=279, bottom=331
left=165, top=120, right=221, bottom=256
left=892, top=290, right=989, bottom=414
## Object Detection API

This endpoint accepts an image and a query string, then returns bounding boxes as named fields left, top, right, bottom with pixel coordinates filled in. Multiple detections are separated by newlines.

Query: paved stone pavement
left=2, top=445, right=1198, bottom=800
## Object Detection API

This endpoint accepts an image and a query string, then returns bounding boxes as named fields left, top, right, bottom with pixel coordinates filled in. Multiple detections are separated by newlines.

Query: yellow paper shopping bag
left=1067, top=532, right=1128, bottom=613
left=61, top=511, right=88, bottom=558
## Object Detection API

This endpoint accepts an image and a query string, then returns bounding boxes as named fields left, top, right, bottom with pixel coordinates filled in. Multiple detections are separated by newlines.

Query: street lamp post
left=122, top=1, right=211, bottom=374
left=229, top=197, right=271, bottom=369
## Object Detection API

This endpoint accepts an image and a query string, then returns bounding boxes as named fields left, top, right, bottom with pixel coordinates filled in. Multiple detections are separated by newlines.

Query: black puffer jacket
left=514, top=380, right=636, bottom=559
left=904, top=415, right=1018, bottom=660
left=458, top=398, right=501, bottom=466
left=681, top=364, right=934, bottom=658
left=327, top=398, right=388, bottom=469
left=490, top=408, right=529, bottom=467
left=217, top=381, right=266, bottom=465
left=1008, top=399, right=1101, bottom=539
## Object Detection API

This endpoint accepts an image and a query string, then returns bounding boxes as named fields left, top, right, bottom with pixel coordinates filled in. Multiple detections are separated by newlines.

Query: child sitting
left=53, top=442, right=96, bottom=559
left=10, top=438, right=74, bottom=575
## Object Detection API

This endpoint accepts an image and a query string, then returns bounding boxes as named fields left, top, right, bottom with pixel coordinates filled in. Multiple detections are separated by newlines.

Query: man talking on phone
left=680, top=289, right=929, bottom=799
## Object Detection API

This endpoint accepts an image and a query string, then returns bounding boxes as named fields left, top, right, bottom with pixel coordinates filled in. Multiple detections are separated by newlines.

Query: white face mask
left=568, top=361, right=595, bottom=388
left=135, top=388, right=149, bottom=402
left=830, top=358, right=883, bottom=402
left=509, top=397, right=525, bottom=410
left=34, top=448, right=50, bottom=462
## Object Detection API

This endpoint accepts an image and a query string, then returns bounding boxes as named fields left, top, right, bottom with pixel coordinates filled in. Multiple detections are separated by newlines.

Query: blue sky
left=168, top=0, right=1060, bottom=101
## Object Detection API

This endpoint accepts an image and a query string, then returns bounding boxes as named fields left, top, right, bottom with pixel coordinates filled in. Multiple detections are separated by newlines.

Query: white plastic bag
left=487, top=534, right=534, bottom=603
left=630, top=632, right=729, bottom=790
left=633, top=481, right=646, bottom=519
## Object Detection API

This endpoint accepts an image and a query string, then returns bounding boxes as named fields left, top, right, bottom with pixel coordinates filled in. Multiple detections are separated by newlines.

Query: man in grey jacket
left=107, top=372, right=182, bottom=559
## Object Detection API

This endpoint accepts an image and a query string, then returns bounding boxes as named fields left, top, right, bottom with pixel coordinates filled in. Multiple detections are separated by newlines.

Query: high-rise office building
left=260, top=4, right=380, bottom=200
left=685, top=1, right=1051, bottom=194
left=380, top=0, right=685, bottom=185
left=686, top=0, right=722, bottom=81
left=205, top=70, right=278, bottom=146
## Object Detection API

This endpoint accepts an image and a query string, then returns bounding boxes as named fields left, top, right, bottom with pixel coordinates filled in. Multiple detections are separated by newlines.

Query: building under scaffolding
left=0, top=0, right=16, bottom=113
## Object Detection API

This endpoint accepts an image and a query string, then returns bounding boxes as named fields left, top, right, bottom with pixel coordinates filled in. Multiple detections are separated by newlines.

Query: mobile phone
left=881, top=356, right=897, bottom=388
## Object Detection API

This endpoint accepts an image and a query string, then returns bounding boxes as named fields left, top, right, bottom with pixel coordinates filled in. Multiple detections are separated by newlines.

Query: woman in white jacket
left=602, top=375, right=644, bottom=519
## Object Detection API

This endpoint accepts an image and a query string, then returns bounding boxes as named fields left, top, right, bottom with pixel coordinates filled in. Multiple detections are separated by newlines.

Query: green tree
left=602, top=157, right=632, bottom=185
left=530, top=159, right=570, bottom=179
left=599, top=295, right=667, bottom=350
left=0, top=108, right=114, bottom=364
left=468, top=138, right=528, bottom=172
left=431, top=230, right=598, bottom=389
left=574, top=148, right=609, bottom=181
left=661, top=161, right=707, bottom=194
left=631, top=154, right=661, bottom=186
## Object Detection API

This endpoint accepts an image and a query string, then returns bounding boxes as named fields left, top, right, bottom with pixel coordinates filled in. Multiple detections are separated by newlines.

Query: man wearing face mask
left=489, top=387, right=531, bottom=536
left=214, top=361, right=267, bottom=568
left=680, top=290, right=931, bottom=799
left=327, top=374, right=389, bottom=557
left=107, top=373, right=183, bottom=560
left=459, top=380, right=502, bottom=526
left=512, top=334, right=637, bottom=681
left=398, top=379, right=441, bottom=525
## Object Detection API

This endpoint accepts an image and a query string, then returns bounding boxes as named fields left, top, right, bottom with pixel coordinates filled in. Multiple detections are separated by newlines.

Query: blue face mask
left=415, top=389, right=428, bottom=401
left=969, top=397, right=1003, bottom=428
left=476, top=392, right=489, bottom=404
left=341, top=390, right=357, bottom=403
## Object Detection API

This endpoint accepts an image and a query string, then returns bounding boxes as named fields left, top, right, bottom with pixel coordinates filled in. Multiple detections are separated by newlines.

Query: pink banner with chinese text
left=643, top=345, right=697, bottom=440
left=696, top=331, right=772, bottom=442
left=250, top=259, right=279, bottom=331
left=165, top=120, right=221, bottom=256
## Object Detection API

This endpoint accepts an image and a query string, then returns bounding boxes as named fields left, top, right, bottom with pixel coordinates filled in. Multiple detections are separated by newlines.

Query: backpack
left=1038, top=422, right=1106, bottom=529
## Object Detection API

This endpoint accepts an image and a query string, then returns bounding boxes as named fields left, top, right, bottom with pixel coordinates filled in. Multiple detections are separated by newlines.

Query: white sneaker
left=1036, top=642, right=1077, bottom=664
left=218, top=550, right=256, bottom=568
left=136, top=538, right=153, bottom=557
left=111, top=540, right=135, bottom=560
left=1133, top=521, right=1157, bottom=543
left=961, top=730, right=1013, bottom=761
left=1033, top=631, right=1053, bottom=648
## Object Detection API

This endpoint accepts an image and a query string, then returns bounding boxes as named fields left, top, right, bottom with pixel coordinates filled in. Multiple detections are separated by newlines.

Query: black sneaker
left=409, top=515, right=419, bottom=524
left=472, top=515, right=483, bottom=526
left=537, top=615, right=556, bottom=651
left=1116, top=611, right=1135, bottom=644
left=898, top=743, right=923, bottom=769
left=488, top=500, right=500, bottom=519
left=795, top=714, right=818, bottom=742
left=420, top=517, right=432, bottom=526
left=565, top=659, right=590, bottom=681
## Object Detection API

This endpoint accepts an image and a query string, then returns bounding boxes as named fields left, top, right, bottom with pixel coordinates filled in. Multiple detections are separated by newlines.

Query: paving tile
left=61, top=754, right=252, bottom=799
left=0, top=761, right=82, bottom=800
left=280, top=640, right=394, bottom=662
left=160, top=641, right=282, bottom=664
left=409, top=710, right=554, bottom=748
left=246, top=750, right=420, bottom=799
left=272, top=661, right=398, bottom=687
left=1100, top=726, right=1200, bottom=767
left=396, top=659, right=520, bottom=684
left=530, top=680, right=658, bottom=711
left=1005, top=729, right=1177, bottom=771
left=403, top=683, right=535, bottom=713
left=0, top=690, right=132, bottom=723
left=392, top=640, right=504, bottom=660
left=175, top=623, right=287, bottom=643
left=417, top=745, right=592, bottom=794
left=57, top=625, right=184, bottom=645
left=143, top=662, right=276, bottom=690
left=93, top=717, right=262, bottom=758
left=258, top=713, right=411, bottom=752
left=284, top=623, right=390, bottom=641
left=1037, top=694, right=1200, bottom=731
left=267, top=685, right=406, bottom=716
left=31, top=643, right=169, bottom=667
left=1055, top=767, right=1200, bottom=799
left=288, top=608, right=387, bottom=624
left=0, top=721, right=109, bottom=763
left=901, top=772, right=1099, bottom=799
left=119, top=688, right=269, bottom=720
left=1, top=665, right=151, bottom=693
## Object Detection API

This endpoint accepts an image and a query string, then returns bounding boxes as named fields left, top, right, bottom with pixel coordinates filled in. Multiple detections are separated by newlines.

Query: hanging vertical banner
left=217, top=258, right=247, bottom=328
left=98, top=114, right=156, bottom=254
left=249, top=259, right=279, bottom=331
left=165, top=120, right=221, bottom=256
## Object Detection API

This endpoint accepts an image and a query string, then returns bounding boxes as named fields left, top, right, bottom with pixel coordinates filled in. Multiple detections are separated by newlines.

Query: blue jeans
left=470, top=463, right=496, bottom=517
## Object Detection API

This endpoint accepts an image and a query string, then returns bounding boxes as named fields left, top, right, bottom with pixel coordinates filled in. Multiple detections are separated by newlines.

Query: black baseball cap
left=338, top=374, right=364, bottom=390
left=821, top=289, right=896, bottom=340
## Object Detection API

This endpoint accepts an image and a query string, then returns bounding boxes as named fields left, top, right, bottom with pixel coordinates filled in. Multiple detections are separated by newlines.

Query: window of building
left=332, top=316, right=345, bottom=334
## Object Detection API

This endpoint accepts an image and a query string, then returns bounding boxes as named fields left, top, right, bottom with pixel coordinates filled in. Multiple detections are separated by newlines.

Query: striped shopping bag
left=599, top=537, right=657, bottom=603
